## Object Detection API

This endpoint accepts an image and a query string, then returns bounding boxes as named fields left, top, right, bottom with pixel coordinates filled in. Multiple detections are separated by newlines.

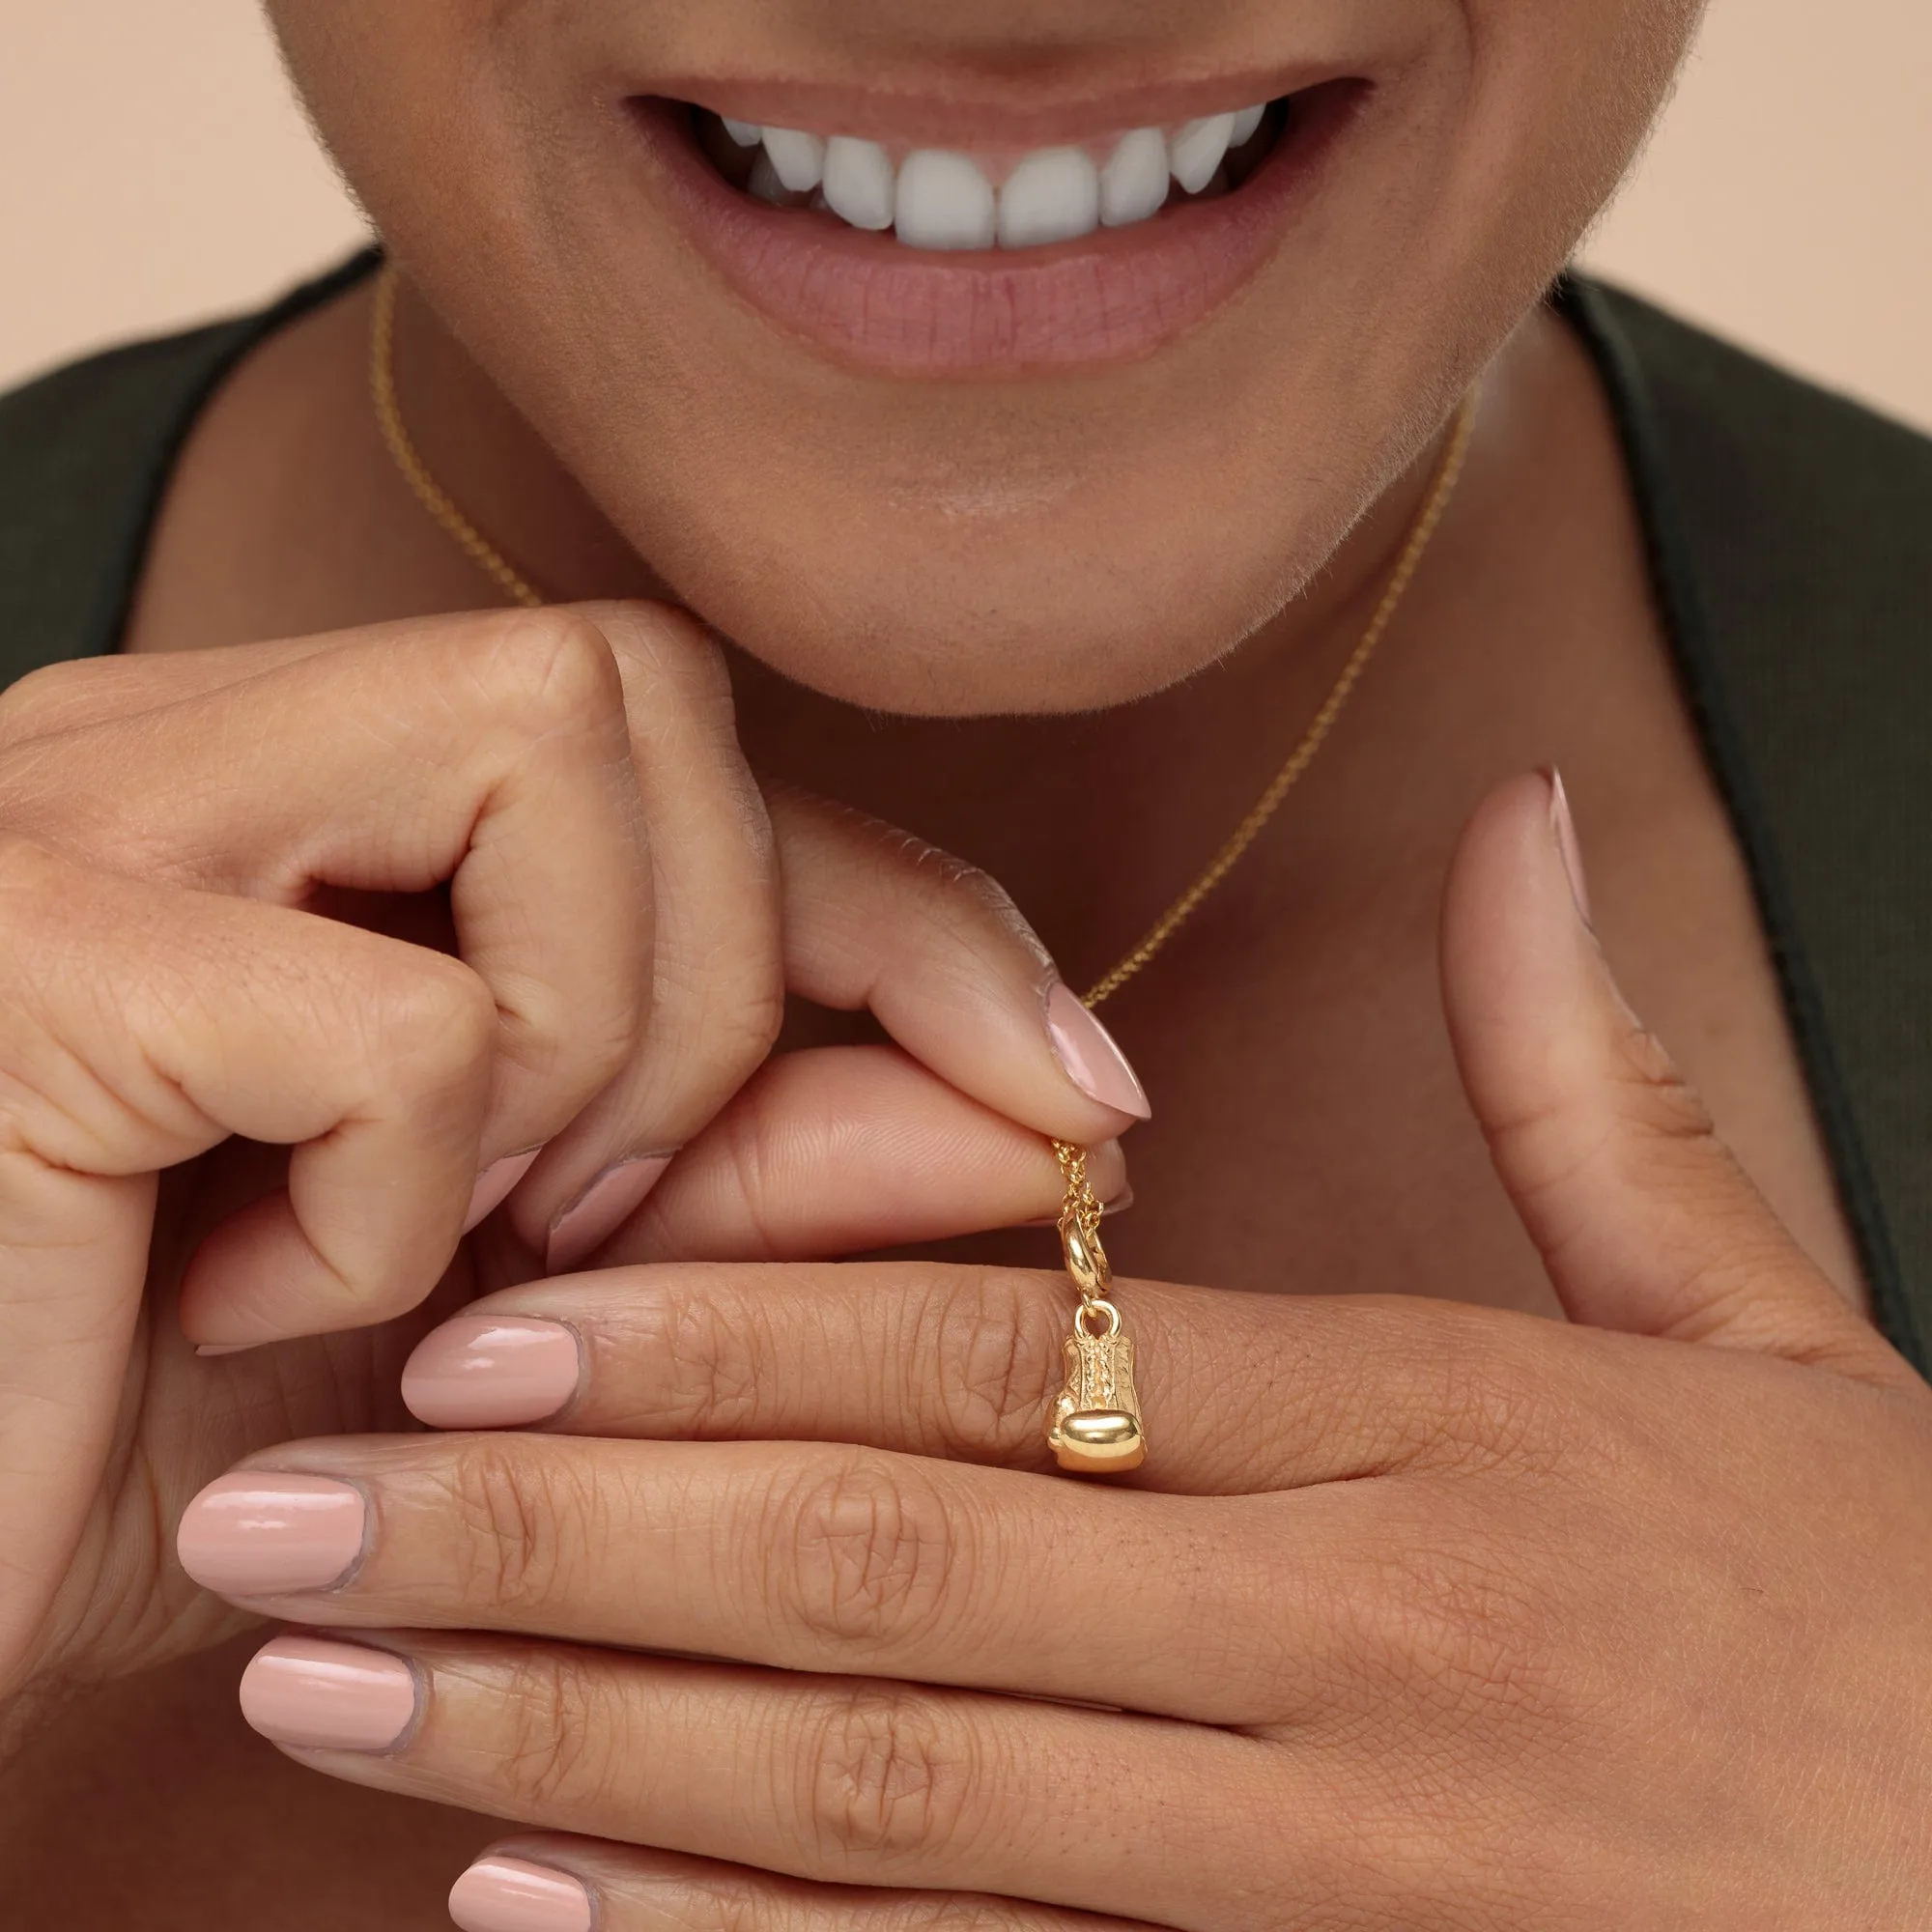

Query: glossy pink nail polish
left=176, top=1472, right=366, bottom=1598
left=1044, top=980, right=1151, bottom=1120
left=465, top=1149, right=544, bottom=1234
left=1544, top=766, right=1595, bottom=930
left=402, top=1316, right=582, bottom=1430
left=240, top=1635, right=417, bottom=1752
left=546, top=1151, right=674, bottom=1273
left=449, top=1857, right=594, bottom=1932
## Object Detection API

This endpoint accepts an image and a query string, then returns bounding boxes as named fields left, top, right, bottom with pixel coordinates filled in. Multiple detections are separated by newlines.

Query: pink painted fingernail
left=465, top=1149, right=544, bottom=1234
left=1543, top=767, right=1595, bottom=930
left=176, top=1473, right=366, bottom=1598
left=546, top=1151, right=674, bottom=1273
left=449, top=1856, right=594, bottom=1932
left=240, top=1635, right=417, bottom=1752
left=402, top=1316, right=582, bottom=1430
left=1044, top=981, right=1151, bottom=1120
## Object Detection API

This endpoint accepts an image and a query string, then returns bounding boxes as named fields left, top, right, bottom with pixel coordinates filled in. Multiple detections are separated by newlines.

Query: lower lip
left=623, top=87, right=1362, bottom=377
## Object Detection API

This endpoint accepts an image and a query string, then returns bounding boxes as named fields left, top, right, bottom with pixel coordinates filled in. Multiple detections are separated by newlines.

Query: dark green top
left=2, top=256, right=1927, bottom=1373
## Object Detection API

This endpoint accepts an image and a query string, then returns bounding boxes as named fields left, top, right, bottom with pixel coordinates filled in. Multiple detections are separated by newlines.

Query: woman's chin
left=697, top=561, right=1276, bottom=718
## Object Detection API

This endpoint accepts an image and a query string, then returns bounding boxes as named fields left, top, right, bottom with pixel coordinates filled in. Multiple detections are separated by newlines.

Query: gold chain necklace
left=370, top=259, right=1477, bottom=1475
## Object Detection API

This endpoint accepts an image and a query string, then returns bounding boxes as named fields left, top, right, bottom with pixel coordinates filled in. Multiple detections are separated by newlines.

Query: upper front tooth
left=1228, top=102, right=1267, bottom=149
left=822, top=136, right=897, bottom=230
left=1099, top=128, right=1171, bottom=228
left=762, top=127, right=827, bottom=193
left=1169, top=112, right=1236, bottom=194
left=895, top=150, right=997, bottom=250
left=721, top=117, right=764, bottom=148
left=998, top=146, right=1101, bottom=249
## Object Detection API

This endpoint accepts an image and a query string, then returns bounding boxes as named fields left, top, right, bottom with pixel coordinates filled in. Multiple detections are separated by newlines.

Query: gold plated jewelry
left=1042, top=399, right=1476, bottom=1477
left=370, top=266, right=547, bottom=612
left=1045, top=1144, right=1146, bottom=1472
left=367, top=264, right=1478, bottom=1483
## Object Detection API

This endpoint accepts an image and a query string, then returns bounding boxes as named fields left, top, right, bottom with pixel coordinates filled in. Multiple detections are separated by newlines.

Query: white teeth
left=822, top=135, right=896, bottom=230
left=998, top=146, right=1101, bottom=250
left=1099, top=128, right=1171, bottom=228
left=895, top=149, right=998, bottom=251
left=762, top=126, right=827, bottom=193
left=1169, top=112, right=1236, bottom=194
left=1228, top=102, right=1267, bottom=149
left=730, top=101, right=1276, bottom=247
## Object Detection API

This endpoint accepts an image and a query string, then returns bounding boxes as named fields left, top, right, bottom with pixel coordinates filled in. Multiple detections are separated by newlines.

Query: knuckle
left=495, top=1648, right=629, bottom=1813
left=647, top=1286, right=764, bottom=1435
left=1427, top=1334, right=1571, bottom=1474
left=442, top=1437, right=597, bottom=1616
left=582, top=598, right=729, bottom=700
left=361, top=951, right=498, bottom=1121
left=799, top=1680, right=979, bottom=1867
left=369, top=951, right=497, bottom=1096
left=923, top=1269, right=1065, bottom=1458
left=1330, top=1521, right=1565, bottom=1722
left=774, top=1454, right=962, bottom=1654
left=1606, top=1018, right=1717, bottom=1147
left=468, top=609, right=627, bottom=737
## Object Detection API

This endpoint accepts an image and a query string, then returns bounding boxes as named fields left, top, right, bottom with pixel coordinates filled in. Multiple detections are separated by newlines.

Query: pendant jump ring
left=1076, top=1298, right=1123, bottom=1339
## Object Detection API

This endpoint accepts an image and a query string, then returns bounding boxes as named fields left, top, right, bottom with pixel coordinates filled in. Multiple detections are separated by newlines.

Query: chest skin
left=0, top=292, right=1863, bottom=1927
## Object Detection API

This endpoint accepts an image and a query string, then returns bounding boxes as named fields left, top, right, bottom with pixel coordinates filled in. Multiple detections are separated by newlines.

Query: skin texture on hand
left=180, top=775, right=1932, bottom=1929
left=0, top=603, right=1143, bottom=1759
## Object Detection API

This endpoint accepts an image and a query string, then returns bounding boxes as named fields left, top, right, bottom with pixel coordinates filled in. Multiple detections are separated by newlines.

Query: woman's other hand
left=183, top=771, right=1932, bottom=1928
left=0, top=602, right=1140, bottom=1755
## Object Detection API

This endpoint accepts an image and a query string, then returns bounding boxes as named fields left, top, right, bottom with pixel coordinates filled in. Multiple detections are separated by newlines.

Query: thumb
left=1440, top=769, right=1903, bottom=1383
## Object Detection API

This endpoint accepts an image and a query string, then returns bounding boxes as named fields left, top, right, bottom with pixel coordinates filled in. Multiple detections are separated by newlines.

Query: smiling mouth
left=687, top=99, right=1290, bottom=253
left=625, top=80, right=1363, bottom=373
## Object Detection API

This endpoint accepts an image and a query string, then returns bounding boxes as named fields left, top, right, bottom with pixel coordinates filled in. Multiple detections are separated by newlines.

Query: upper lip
left=639, top=64, right=1358, bottom=147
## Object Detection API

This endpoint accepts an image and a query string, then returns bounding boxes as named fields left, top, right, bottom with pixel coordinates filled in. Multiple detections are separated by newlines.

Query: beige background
left=4, top=0, right=1929, bottom=430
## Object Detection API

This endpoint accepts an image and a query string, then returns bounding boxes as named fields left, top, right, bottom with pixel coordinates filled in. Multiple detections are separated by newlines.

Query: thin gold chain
left=1077, top=393, right=1475, bottom=1011
left=1055, top=1142, right=1105, bottom=1264
left=369, top=258, right=1475, bottom=1016
left=370, top=265, right=547, bottom=612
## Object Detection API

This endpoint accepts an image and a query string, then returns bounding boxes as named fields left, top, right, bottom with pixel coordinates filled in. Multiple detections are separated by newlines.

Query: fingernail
left=450, top=1857, right=595, bottom=1932
left=176, top=1472, right=366, bottom=1598
left=1043, top=981, right=1151, bottom=1120
left=402, top=1315, right=582, bottom=1430
left=465, top=1149, right=544, bottom=1234
left=546, top=1151, right=674, bottom=1273
left=195, top=1342, right=255, bottom=1359
left=239, top=1635, right=417, bottom=1753
left=1543, top=766, right=1595, bottom=930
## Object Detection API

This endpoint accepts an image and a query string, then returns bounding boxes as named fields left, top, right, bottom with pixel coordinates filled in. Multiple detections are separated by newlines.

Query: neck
left=389, top=271, right=1471, bottom=981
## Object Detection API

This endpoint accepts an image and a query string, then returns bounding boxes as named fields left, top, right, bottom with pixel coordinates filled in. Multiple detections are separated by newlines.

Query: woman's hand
left=178, top=773, right=1932, bottom=1929
left=0, top=603, right=1142, bottom=1752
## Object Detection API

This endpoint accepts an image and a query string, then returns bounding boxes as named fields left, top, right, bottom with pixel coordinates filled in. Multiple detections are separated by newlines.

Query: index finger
left=773, top=786, right=1151, bottom=1145
left=398, top=1261, right=1553, bottom=1492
